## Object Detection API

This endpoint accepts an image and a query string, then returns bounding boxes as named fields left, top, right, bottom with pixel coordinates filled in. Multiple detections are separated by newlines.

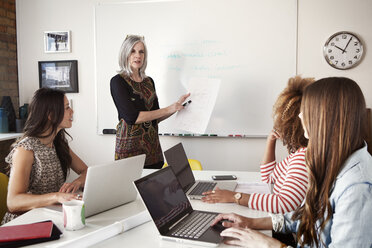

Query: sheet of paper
left=174, top=77, right=221, bottom=134
left=235, top=182, right=271, bottom=194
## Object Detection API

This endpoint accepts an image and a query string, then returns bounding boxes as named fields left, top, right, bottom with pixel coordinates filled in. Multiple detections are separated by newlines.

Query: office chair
left=163, top=159, right=203, bottom=171
left=0, top=172, right=9, bottom=221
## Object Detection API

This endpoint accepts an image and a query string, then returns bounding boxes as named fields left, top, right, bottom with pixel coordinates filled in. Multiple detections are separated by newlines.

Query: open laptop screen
left=164, top=143, right=196, bottom=191
left=135, top=167, right=193, bottom=234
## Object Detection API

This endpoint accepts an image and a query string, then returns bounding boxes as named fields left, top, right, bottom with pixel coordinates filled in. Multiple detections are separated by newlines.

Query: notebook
left=0, top=221, right=53, bottom=242
left=45, top=154, right=145, bottom=217
left=164, top=143, right=237, bottom=199
left=134, top=167, right=223, bottom=247
left=0, top=220, right=62, bottom=248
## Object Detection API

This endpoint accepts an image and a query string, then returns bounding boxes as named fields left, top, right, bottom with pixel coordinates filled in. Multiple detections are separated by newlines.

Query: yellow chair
left=0, top=172, right=9, bottom=221
left=163, top=159, right=203, bottom=171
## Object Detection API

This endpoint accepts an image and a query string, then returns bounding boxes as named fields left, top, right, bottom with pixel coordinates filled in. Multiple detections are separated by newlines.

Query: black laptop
left=164, top=143, right=237, bottom=199
left=134, top=167, right=223, bottom=247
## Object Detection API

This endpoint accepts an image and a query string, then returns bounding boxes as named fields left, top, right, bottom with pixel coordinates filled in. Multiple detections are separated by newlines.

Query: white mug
left=63, top=200, right=86, bottom=231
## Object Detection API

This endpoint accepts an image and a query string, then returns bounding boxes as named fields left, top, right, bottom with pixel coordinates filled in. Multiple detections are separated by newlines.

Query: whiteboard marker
left=182, top=100, right=192, bottom=107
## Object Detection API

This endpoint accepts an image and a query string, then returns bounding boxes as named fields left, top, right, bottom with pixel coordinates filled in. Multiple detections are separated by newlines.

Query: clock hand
left=342, top=37, right=352, bottom=54
left=335, top=45, right=345, bottom=52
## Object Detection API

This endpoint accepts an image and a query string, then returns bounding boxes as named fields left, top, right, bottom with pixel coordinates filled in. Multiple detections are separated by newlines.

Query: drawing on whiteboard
left=94, top=0, right=296, bottom=136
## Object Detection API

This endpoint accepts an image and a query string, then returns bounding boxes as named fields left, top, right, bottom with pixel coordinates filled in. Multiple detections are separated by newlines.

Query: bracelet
left=270, top=213, right=284, bottom=232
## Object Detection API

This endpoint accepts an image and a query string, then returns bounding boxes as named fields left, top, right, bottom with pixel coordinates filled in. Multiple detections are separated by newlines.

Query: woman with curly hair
left=202, top=76, right=314, bottom=214
left=211, top=77, right=372, bottom=248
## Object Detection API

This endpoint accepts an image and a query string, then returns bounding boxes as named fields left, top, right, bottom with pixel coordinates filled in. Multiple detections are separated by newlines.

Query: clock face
left=323, top=32, right=364, bottom=70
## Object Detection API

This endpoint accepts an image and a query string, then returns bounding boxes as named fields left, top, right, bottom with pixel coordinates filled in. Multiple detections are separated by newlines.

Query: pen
left=182, top=100, right=192, bottom=107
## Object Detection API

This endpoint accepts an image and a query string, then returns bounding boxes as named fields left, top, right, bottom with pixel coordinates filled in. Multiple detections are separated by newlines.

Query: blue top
left=282, top=144, right=372, bottom=247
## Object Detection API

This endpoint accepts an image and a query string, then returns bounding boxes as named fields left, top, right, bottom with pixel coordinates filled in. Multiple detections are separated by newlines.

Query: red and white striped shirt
left=248, top=147, right=308, bottom=213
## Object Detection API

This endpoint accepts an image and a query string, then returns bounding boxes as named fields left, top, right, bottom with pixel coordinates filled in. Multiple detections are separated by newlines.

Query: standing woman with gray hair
left=110, top=35, right=190, bottom=168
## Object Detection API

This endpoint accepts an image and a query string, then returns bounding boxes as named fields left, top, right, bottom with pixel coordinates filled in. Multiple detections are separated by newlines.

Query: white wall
left=297, top=0, right=372, bottom=95
left=15, top=0, right=372, bottom=171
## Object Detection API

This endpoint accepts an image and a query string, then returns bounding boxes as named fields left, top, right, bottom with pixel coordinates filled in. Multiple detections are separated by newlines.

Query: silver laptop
left=82, top=154, right=145, bottom=217
left=134, top=167, right=224, bottom=247
left=46, top=154, right=145, bottom=217
left=164, top=143, right=237, bottom=199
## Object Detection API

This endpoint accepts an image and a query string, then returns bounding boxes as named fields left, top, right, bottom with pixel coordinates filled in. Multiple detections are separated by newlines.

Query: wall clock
left=323, top=31, right=364, bottom=70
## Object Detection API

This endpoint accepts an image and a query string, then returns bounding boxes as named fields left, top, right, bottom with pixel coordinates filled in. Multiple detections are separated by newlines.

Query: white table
left=4, top=170, right=271, bottom=247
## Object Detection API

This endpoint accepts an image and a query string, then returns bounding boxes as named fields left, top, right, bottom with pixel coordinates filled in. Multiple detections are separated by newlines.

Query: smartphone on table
left=211, top=175, right=237, bottom=180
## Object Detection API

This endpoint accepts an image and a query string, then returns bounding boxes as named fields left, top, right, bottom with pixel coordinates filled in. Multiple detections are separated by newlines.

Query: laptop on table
left=134, top=167, right=223, bottom=247
left=46, top=154, right=146, bottom=217
left=82, top=154, right=145, bottom=217
left=164, top=143, right=237, bottom=199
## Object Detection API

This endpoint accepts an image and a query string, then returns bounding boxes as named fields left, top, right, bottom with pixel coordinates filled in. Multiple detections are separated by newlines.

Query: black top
left=110, top=74, right=160, bottom=124
left=110, top=73, right=164, bottom=166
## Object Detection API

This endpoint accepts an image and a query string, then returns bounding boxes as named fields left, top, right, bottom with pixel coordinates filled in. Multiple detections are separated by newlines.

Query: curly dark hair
left=273, top=76, right=315, bottom=153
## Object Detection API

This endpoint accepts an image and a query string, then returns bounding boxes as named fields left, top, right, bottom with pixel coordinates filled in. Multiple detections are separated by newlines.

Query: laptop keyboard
left=189, top=182, right=217, bottom=196
left=171, top=212, right=217, bottom=239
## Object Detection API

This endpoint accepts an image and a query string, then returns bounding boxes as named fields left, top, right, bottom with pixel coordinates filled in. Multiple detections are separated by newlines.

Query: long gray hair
left=118, top=35, right=147, bottom=79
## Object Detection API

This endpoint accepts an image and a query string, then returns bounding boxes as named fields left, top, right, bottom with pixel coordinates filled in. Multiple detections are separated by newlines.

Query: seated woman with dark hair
left=1, top=88, right=88, bottom=224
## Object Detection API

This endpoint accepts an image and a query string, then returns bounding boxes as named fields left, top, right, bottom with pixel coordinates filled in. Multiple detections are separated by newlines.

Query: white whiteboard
left=95, top=0, right=297, bottom=136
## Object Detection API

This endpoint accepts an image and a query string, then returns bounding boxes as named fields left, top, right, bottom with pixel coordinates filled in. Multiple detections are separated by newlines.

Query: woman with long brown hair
left=210, top=77, right=372, bottom=247
left=1, top=88, right=88, bottom=224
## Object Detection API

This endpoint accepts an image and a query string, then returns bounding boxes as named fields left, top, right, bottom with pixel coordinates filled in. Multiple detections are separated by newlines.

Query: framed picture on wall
left=44, top=31, right=71, bottom=53
left=38, top=60, right=79, bottom=93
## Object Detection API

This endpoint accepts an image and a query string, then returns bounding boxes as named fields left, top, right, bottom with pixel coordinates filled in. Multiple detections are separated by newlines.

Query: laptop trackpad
left=200, top=225, right=224, bottom=243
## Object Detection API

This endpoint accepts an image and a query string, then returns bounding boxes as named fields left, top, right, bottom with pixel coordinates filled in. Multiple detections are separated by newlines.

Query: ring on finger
left=212, top=190, right=215, bottom=194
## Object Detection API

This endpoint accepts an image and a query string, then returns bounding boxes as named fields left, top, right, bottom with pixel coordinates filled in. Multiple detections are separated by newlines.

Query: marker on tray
left=182, top=100, right=192, bottom=107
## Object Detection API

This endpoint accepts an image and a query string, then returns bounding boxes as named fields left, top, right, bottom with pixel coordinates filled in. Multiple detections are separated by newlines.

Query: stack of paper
left=235, top=182, right=271, bottom=194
